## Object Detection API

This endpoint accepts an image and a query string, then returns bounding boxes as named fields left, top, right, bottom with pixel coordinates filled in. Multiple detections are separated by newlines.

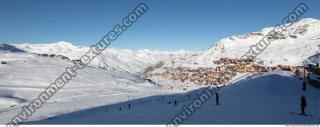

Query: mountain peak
left=197, top=18, right=320, bottom=68
left=52, top=41, right=75, bottom=47
left=298, top=18, right=319, bottom=23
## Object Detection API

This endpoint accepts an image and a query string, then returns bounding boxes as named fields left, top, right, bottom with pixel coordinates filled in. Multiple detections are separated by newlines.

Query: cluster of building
left=152, top=58, right=257, bottom=86
left=213, top=58, right=268, bottom=73
left=274, top=65, right=306, bottom=77
left=32, top=53, right=70, bottom=60
left=157, top=67, right=236, bottom=86
left=151, top=58, right=310, bottom=86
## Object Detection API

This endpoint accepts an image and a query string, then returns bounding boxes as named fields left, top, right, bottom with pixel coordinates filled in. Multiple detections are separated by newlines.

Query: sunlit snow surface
left=0, top=52, right=319, bottom=124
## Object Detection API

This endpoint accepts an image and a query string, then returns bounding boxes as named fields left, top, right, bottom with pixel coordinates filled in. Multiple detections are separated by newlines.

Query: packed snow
left=0, top=52, right=199, bottom=124
left=25, top=72, right=320, bottom=124
left=0, top=52, right=319, bottom=124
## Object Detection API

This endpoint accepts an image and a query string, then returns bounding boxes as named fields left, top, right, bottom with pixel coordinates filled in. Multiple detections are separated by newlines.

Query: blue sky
left=0, top=0, right=319, bottom=51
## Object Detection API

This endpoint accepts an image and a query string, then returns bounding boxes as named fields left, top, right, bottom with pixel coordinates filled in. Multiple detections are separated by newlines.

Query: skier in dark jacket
left=301, top=96, right=307, bottom=115
left=215, top=93, right=220, bottom=105
left=174, top=100, right=177, bottom=106
left=307, top=72, right=311, bottom=81
left=302, top=80, right=307, bottom=91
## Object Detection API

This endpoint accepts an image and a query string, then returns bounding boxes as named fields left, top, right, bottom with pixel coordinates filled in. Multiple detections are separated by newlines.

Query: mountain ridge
left=2, top=18, right=320, bottom=73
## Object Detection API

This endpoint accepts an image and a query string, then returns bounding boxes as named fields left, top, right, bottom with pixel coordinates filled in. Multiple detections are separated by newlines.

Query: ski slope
left=0, top=52, right=197, bottom=124
left=25, top=72, right=320, bottom=124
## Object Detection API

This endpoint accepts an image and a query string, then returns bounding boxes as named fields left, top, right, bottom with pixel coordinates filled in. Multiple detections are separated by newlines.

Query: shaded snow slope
left=0, top=43, right=24, bottom=52
left=28, top=72, right=320, bottom=124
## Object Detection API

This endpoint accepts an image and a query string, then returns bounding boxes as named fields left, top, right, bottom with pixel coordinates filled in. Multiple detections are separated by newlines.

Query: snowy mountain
left=168, top=18, right=320, bottom=68
left=14, top=41, right=194, bottom=73
left=11, top=18, right=320, bottom=73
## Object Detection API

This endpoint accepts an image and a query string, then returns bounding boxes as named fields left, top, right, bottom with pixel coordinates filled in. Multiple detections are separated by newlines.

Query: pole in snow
left=215, top=93, right=220, bottom=105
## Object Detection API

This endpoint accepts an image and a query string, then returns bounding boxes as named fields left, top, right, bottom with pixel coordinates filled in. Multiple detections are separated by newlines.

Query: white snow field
left=0, top=52, right=319, bottom=124
left=24, top=72, right=320, bottom=124
left=0, top=52, right=198, bottom=124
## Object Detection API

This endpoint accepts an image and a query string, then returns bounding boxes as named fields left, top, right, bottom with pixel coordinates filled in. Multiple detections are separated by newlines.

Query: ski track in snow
left=24, top=72, right=320, bottom=124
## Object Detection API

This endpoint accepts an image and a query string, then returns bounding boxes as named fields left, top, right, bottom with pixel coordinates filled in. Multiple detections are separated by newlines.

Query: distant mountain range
left=170, top=18, right=320, bottom=68
left=1, top=18, right=320, bottom=73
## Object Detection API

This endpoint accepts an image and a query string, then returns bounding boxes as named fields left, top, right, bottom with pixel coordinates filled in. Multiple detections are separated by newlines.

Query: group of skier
left=108, top=69, right=308, bottom=116
left=171, top=91, right=220, bottom=107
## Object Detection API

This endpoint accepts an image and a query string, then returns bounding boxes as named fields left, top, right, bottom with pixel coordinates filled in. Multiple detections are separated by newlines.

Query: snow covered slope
left=1, top=52, right=319, bottom=124
left=0, top=52, right=190, bottom=124
left=27, top=72, right=320, bottom=124
left=170, top=18, right=320, bottom=68
left=305, top=53, right=320, bottom=65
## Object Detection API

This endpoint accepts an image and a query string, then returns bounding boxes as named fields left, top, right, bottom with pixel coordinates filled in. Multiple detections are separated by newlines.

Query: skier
left=174, top=100, right=177, bottom=106
left=187, top=94, right=191, bottom=99
left=307, top=72, right=311, bottom=81
left=301, top=96, right=307, bottom=115
left=302, top=80, right=307, bottom=91
left=215, top=93, right=220, bottom=105
left=128, top=104, right=131, bottom=110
